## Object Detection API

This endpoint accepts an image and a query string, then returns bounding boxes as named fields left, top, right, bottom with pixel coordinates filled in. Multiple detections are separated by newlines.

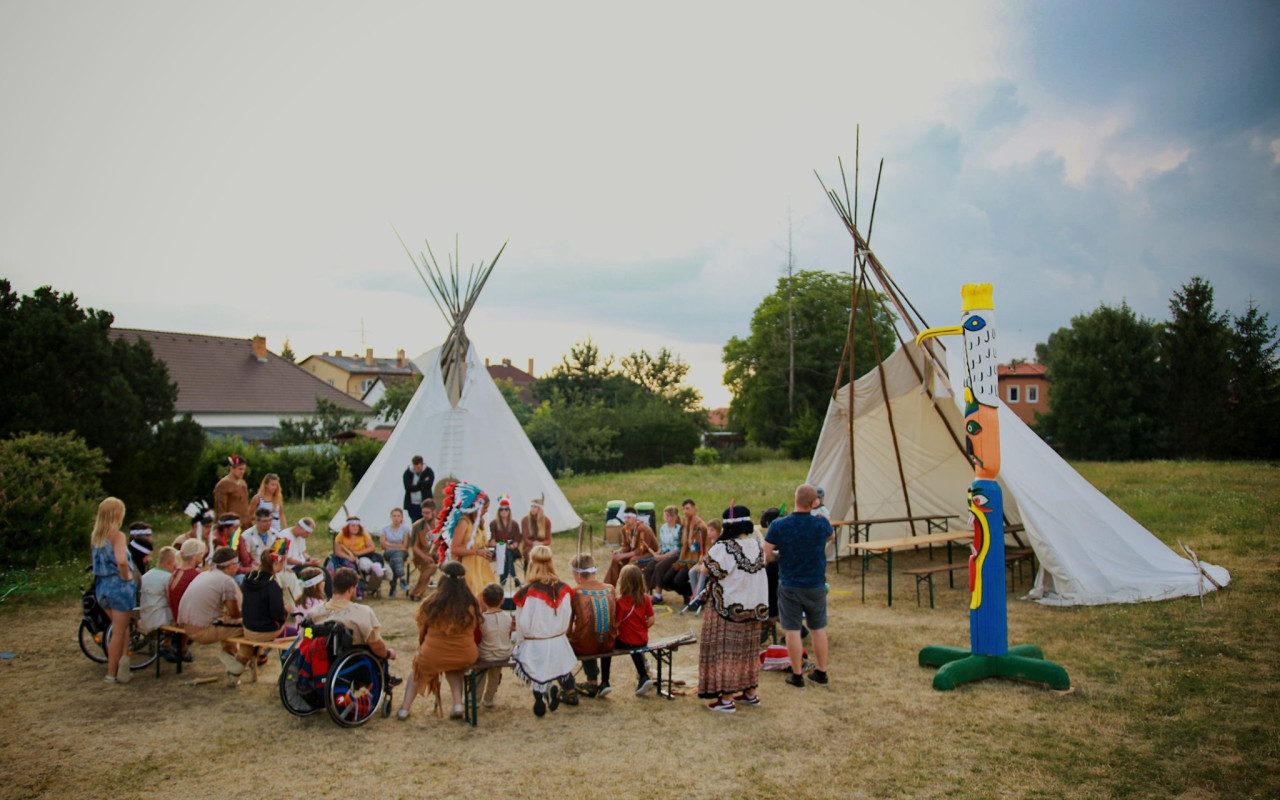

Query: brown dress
left=412, top=606, right=479, bottom=701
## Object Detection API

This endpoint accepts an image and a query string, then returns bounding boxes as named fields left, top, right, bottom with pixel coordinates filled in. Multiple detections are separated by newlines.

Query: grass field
left=1, top=459, right=1276, bottom=799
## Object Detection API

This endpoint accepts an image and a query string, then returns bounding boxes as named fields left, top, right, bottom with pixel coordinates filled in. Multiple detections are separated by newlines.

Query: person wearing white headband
left=567, top=552, right=618, bottom=699
left=603, top=507, right=658, bottom=586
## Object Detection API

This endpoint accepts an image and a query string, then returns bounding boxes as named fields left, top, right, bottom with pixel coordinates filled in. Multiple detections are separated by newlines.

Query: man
left=177, top=546, right=248, bottom=686
left=763, top=484, right=834, bottom=688
left=279, top=515, right=324, bottom=597
left=310, top=568, right=396, bottom=663
left=603, top=508, right=658, bottom=586
left=237, top=507, right=279, bottom=580
left=408, top=499, right=438, bottom=600
left=214, top=454, right=251, bottom=530
left=672, top=499, right=708, bottom=605
left=568, top=553, right=618, bottom=699
left=403, top=455, right=435, bottom=524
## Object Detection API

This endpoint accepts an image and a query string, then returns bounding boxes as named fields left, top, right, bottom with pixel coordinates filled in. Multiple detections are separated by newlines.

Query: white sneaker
left=117, top=654, right=132, bottom=683
left=217, top=650, right=246, bottom=676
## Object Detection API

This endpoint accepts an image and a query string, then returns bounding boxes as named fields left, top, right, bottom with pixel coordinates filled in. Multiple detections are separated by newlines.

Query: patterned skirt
left=697, top=611, right=762, bottom=698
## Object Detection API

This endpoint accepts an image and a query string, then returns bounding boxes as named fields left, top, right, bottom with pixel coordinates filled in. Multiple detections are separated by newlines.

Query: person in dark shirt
left=403, top=455, right=435, bottom=523
left=763, top=484, right=834, bottom=688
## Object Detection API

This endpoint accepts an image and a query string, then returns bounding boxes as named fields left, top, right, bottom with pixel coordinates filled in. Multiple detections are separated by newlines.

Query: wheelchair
left=278, top=619, right=394, bottom=728
left=323, top=555, right=385, bottom=600
left=77, top=575, right=158, bottom=671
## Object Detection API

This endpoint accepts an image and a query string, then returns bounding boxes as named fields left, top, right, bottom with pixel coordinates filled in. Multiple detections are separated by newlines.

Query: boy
left=477, top=582, right=515, bottom=708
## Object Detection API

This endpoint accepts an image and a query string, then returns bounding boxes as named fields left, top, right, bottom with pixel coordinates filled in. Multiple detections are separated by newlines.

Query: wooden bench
left=902, top=562, right=969, bottom=608
left=1005, top=548, right=1036, bottom=588
left=461, top=632, right=698, bottom=727
left=848, top=531, right=972, bottom=606
left=154, top=625, right=189, bottom=678
left=225, top=636, right=295, bottom=683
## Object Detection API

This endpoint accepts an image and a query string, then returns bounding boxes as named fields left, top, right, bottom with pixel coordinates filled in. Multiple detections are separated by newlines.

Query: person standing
left=403, top=456, right=435, bottom=524
left=214, top=454, right=251, bottom=530
left=763, top=484, right=834, bottom=688
left=90, top=497, right=136, bottom=684
left=248, top=472, right=287, bottom=530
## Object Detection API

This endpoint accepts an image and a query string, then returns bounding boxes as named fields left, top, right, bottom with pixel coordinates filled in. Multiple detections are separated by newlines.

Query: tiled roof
left=110, top=328, right=371, bottom=414
left=998, top=363, right=1049, bottom=378
left=487, top=363, right=535, bottom=384
left=707, top=407, right=729, bottom=428
left=303, top=353, right=419, bottom=376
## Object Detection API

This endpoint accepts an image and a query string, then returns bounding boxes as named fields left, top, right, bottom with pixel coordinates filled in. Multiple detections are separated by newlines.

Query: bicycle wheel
left=78, top=620, right=107, bottom=664
left=105, top=622, right=159, bottom=670
left=325, top=648, right=385, bottom=728
left=278, top=648, right=323, bottom=717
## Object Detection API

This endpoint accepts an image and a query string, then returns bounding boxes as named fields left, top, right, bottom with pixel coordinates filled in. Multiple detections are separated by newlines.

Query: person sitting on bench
left=396, top=562, right=477, bottom=721
left=568, top=553, right=617, bottom=698
left=177, top=546, right=247, bottom=686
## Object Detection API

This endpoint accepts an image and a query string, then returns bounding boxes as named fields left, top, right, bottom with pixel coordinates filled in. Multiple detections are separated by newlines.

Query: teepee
left=329, top=238, right=581, bottom=534
left=805, top=151, right=1229, bottom=606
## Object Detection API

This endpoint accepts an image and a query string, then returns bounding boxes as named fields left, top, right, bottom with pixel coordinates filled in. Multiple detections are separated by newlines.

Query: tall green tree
left=495, top=378, right=533, bottom=427
left=0, top=280, right=204, bottom=507
left=274, top=397, right=368, bottom=444
left=1226, top=301, right=1280, bottom=458
left=1035, top=302, right=1167, bottom=459
left=1161, top=276, right=1232, bottom=458
left=371, top=374, right=422, bottom=424
left=723, top=270, right=896, bottom=454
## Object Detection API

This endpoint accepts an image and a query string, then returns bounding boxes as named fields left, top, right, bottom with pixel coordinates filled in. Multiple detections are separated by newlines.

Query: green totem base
left=918, top=644, right=1071, bottom=691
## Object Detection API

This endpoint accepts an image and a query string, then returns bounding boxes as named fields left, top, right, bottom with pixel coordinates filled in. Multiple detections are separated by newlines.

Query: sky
left=2, top=1, right=1277, bottom=409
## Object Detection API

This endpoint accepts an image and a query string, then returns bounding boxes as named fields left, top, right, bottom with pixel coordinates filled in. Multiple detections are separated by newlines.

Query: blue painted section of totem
left=969, top=478, right=1008, bottom=656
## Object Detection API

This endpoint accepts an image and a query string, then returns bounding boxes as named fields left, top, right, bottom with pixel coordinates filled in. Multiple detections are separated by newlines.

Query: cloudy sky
left=2, top=1, right=1277, bottom=408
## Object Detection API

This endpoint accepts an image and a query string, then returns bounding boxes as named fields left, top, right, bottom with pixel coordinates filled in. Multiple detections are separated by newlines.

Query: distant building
left=707, top=407, right=729, bottom=430
left=298, top=348, right=420, bottom=399
left=998, top=362, right=1050, bottom=427
left=485, top=357, right=537, bottom=405
left=109, top=329, right=371, bottom=442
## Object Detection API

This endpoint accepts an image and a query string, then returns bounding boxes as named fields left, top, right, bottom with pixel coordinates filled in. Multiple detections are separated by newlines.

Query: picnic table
left=828, top=514, right=960, bottom=572
left=848, top=530, right=973, bottom=606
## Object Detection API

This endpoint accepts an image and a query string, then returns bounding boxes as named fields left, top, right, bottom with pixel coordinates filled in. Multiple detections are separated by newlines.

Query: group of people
left=88, top=448, right=836, bottom=718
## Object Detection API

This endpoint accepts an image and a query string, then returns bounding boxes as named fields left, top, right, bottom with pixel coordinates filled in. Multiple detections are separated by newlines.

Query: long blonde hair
left=525, top=545, right=560, bottom=585
left=91, top=497, right=125, bottom=549
left=256, top=473, right=283, bottom=506
left=617, top=564, right=647, bottom=605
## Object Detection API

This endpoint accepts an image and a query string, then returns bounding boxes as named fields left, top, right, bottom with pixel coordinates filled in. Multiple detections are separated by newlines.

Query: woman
left=439, top=482, right=497, bottom=599
left=90, top=497, right=136, bottom=683
left=512, top=545, right=576, bottom=716
left=695, top=504, right=769, bottom=713
left=488, top=495, right=521, bottom=587
left=248, top=472, right=287, bottom=530
left=645, top=505, right=683, bottom=604
left=334, top=516, right=385, bottom=589
left=239, top=547, right=289, bottom=664
left=520, top=496, right=552, bottom=570
left=397, top=561, right=481, bottom=721
left=379, top=508, right=412, bottom=598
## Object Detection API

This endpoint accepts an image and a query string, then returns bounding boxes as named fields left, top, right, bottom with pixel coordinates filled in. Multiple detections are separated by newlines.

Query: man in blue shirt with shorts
left=764, top=484, right=834, bottom=687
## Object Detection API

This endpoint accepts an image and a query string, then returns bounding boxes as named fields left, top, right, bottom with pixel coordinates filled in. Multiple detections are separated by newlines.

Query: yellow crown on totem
left=960, top=283, right=993, bottom=312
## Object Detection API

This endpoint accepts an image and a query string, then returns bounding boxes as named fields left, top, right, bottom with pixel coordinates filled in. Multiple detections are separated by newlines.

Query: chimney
left=251, top=335, right=268, bottom=362
left=365, top=348, right=374, bottom=366
left=485, top=357, right=490, bottom=367
left=396, top=349, right=405, bottom=369
left=502, top=357, right=512, bottom=367
left=335, top=349, right=343, bottom=357
left=528, top=358, right=534, bottom=375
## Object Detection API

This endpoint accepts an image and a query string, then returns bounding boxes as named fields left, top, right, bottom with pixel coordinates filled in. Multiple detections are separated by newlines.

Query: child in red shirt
left=615, top=564, right=656, bottom=695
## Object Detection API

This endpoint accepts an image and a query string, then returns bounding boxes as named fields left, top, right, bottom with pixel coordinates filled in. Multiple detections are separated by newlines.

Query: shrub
left=693, top=447, right=720, bottom=465
left=0, top=432, right=108, bottom=567
left=729, top=443, right=786, bottom=464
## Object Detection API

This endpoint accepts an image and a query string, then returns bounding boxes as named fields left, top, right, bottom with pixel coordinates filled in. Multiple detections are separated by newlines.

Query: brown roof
left=110, top=328, right=371, bottom=414
left=487, top=362, right=536, bottom=405
left=998, top=363, right=1049, bottom=378
left=708, top=407, right=729, bottom=428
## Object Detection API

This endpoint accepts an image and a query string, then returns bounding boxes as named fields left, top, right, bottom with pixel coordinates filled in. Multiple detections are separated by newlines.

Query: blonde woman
left=519, top=497, right=552, bottom=569
left=249, top=472, right=286, bottom=530
left=512, top=545, right=575, bottom=716
left=90, top=497, right=136, bottom=683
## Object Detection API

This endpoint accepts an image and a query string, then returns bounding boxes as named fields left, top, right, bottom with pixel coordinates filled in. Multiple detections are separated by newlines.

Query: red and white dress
left=512, top=580, right=575, bottom=692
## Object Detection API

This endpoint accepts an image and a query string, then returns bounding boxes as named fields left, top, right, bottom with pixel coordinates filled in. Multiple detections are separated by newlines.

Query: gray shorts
left=778, top=585, right=827, bottom=631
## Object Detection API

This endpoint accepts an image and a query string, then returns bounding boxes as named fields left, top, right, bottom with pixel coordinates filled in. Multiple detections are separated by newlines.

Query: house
left=109, top=329, right=372, bottom=442
left=998, top=362, right=1051, bottom=427
left=298, top=348, right=420, bottom=399
left=485, top=357, right=537, bottom=405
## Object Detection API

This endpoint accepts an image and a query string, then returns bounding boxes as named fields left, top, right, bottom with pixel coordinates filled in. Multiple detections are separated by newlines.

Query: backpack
left=295, top=619, right=354, bottom=690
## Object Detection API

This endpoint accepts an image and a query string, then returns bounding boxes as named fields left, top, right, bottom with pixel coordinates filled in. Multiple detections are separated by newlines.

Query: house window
left=360, top=379, right=374, bottom=395
left=1007, top=385, right=1020, bottom=403
left=1026, top=385, right=1039, bottom=403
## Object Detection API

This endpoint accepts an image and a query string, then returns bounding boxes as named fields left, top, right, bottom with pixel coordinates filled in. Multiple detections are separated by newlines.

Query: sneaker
left=533, top=691, right=546, bottom=717
left=226, top=674, right=241, bottom=688
left=785, top=672, right=806, bottom=689
left=117, top=654, right=132, bottom=683
left=400, top=579, right=409, bottom=592
left=596, top=683, right=612, bottom=697
left=481, top=699, right=494, bottom=709
left=548, top=685, right=560, bottom=712
left=809, top=670, right=829, bottom=686
left=706, top=698, right=736, bottom=713
left=103, top=675, right=118, bottom=684
left=396, top=708, right=409, bottom=721
left=636, top=677, right=655, bottom=696
left=651, top=593, right=663, bottom=604
left=181, top=650, right=194, bottom=663
left=733, top=692, right=761, bottom=706
left=560, top=689, right=579, bottom=706
left=577, top=683, right=600, bottom=699
left=388, top=586, right=396, bottom=598
left=388, top=675, right=404, bottom=687
left=449, top=705, right=464, bottom=720
left=217, top=650, right=246, bottom=677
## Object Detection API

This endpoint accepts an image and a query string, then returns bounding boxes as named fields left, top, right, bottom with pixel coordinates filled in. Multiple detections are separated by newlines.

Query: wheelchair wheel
left=105, top=621, right=159, bottom=670
left=278, top=648, right=324, bottom=717
left=325, top=647, right=386, bottom=728
left=79, top=620, right=107, bottom=664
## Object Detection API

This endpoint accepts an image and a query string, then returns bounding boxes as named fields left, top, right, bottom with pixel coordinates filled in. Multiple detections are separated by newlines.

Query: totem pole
left=915, top=284, right=1069, bottom=691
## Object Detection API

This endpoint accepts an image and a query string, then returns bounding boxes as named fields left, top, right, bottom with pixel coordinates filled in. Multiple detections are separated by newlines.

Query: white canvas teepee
left=330, top=342, right=581, bottom=533
left=330, top=237, right=580, bottom=534
left=806, top=342, right=1231, bottom=605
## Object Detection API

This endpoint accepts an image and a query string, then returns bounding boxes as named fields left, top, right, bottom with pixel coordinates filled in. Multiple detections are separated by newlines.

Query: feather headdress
left=431, top=481, right=487, bottom=561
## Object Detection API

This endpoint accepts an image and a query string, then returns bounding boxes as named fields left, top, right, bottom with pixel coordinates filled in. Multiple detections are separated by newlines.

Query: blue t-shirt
left=764, top=512, right=832, bottom=589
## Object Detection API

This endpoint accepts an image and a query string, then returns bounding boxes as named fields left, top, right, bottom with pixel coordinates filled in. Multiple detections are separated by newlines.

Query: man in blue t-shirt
left=763, top=484, right=834, bottom=688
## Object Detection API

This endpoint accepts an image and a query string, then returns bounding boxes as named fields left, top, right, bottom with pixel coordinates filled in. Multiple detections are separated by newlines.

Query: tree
left=723, top=270, right=897, bottom=451
left=280, top=339, right=297, bottom=363
left=525, top=392, right=619, bottom=475
left=1161, top=276, right=1231, bottom=458
left=495, top=378, right=533, bottom=427
left=371, top=374, right=422, bottom=424
left=0, top=280, right=204, bottom=508
left=619, top=347, right=702, bottom=413
left=274, top=397, right=368, bottom=444
left=1035, top=302, right=1167, bottom=459
left=1226, top=301, right=1280, bottom=458
left=0, top=432, right=108, bottom=566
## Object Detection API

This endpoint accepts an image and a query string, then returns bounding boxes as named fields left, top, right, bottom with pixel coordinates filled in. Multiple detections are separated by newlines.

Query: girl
left=520, top=497, right=551, bottom=570
left=239, top=548, right=289, bottom=664
left=379, top=508, right=412, bottom=598
left=442, top=484, right=496, bottom=599
left=397, top=562, right=481, bottom=721
left=488, top=495, right=521, bottom=588
left=512, top=545, right=575, bottom=716
left=90, top=497, right=135, bottom=684
left=646, top=505, right=683, bottom=604
left=696, top=505, right=768, bottom=713
left=292, top=566, right=327, bottom=625
left=334, top=516, right=385, bottom=591
left=248, top=473, right=286, bottom=530
left=615, top=564, right=656, bottom=695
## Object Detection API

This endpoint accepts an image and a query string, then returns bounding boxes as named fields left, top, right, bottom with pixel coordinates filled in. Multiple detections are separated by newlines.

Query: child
left=647, top=505, right=683, bottom=604
left=477, top=582, right=515, bottom=708
left=140, top=546, right=178, bottom=660
left=615, top=564, right=656, bottom=696
left=127, top=521, right=154, bottom=594
left=292, top=566, right=327, bottom=626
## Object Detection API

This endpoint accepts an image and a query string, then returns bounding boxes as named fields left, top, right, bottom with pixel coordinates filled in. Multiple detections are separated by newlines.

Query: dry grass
left=0, top=460, right=1276, bottom=800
